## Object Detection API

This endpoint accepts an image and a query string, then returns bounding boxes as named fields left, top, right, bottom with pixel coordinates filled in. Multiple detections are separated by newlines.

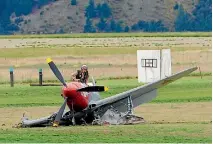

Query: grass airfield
left=0, top=77, right=211, bottom=143
left=0, top=32, right=212, bottom=143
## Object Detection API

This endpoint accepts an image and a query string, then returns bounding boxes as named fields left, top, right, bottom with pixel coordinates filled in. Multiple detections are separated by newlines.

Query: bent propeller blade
left=77, top=86, right=109, bottom=92
left=53, top=97, right=67, bottom=127
left=46, top=58, right=67, bottom=87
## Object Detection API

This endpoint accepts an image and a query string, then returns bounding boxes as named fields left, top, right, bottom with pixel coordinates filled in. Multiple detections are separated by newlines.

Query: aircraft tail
left=89, top=77, right=101, bottom=103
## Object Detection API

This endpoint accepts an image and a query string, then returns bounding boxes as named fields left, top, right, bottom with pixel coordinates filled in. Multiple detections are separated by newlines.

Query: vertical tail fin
left=92, top=76, right=96, bottom=86
left=89, top=76, right=101, bottom=103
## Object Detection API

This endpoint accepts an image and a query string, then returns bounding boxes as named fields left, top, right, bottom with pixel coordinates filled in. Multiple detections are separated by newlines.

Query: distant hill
left=0, top=0, right=211, bottom=34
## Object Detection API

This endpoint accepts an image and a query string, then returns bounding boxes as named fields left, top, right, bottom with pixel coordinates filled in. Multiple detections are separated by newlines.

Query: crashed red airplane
left=21, top=58, right=197, bottom=127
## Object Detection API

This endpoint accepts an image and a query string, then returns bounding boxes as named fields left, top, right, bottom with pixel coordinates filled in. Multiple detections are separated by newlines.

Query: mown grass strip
left=0, top=47, right=145, bottom=58
left=0, top=77, right=211, bottom=107
left=0, top=46, right=210, bottom=58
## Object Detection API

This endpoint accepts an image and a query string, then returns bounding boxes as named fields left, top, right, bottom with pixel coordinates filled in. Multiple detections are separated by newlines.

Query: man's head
left=81, top=65, right=88, bottom=73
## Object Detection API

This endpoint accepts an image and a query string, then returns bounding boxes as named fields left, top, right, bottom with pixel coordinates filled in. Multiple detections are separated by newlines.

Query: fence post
left=199, top=67, right=202, bottom=79
left=39, top=68, right=43, bottom=86
left=9, top=67, right=14, bottom=87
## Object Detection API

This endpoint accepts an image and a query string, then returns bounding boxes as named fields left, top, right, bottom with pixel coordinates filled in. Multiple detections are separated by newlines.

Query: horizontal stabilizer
left=77, top=86, right=108, bottom=92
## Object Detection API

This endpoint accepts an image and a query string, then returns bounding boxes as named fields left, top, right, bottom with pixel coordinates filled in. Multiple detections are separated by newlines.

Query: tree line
left=175, top=0, right=211, bottom=31
left=0, top=0, right=211, bottom=34
left=84, top=0, right=168, bottom=33
left=84, top=0, right=211, bottom=33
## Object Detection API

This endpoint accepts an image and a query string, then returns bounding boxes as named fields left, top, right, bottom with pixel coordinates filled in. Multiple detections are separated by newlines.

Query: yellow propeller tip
left=104, top=86, right=109, bottom=91
left=53, top=122, right=59, bottom=127
left=46, top=58, right=52, bottom=63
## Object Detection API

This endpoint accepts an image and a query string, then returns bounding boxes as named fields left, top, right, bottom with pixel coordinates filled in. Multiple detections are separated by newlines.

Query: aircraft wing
left=92, top=67, right=198, bottom=114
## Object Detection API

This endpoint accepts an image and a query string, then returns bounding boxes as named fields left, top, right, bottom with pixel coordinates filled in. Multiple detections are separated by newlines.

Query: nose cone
left=62, top=87, right=76, bottom=98
left=62, top=82, right=82, bottom=98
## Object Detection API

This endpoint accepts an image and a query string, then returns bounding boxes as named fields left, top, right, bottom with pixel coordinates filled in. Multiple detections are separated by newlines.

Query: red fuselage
left=62, top=82, right=90, bottom=111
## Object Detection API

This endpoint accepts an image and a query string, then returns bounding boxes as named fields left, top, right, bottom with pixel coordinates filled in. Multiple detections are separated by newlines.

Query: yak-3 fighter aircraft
left=21, top=58, right=197, bottom=127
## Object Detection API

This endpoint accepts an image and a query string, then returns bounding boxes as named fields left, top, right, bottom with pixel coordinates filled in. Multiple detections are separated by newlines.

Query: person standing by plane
left=72, top=65, right=89, bottom=84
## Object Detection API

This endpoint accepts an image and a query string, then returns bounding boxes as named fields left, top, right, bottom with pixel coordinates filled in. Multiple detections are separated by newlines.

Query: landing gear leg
left=72, top=117, right=76, bottom=125
left=71, top=102, right=76, bottom=125
left=124, top=95, right=145, bottom=124
left=127, top=95, right=133, bottom=115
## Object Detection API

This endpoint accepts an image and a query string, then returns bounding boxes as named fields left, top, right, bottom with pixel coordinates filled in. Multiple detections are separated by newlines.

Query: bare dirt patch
left=0, top=102, right=211, bottom=129
left=134, top=102, right=212, bottom=123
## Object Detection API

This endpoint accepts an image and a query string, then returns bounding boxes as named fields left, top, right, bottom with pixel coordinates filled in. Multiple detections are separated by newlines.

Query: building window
left=141, top=59, right=157, bottom=68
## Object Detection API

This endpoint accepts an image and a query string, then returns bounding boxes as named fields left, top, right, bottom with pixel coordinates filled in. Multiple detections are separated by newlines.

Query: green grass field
left=0, top=76, right=211, bottom=107
left=0, top=76, right=211, bottom=143
left=0, top=32, right=211, bottom=39
left=0, top=124, right=211, bottom=143
left=0, top=32, right=211, bottom=143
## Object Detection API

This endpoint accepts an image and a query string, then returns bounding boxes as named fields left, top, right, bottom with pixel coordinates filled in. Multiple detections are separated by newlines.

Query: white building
left=137, top=49, right=172, bottom=83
